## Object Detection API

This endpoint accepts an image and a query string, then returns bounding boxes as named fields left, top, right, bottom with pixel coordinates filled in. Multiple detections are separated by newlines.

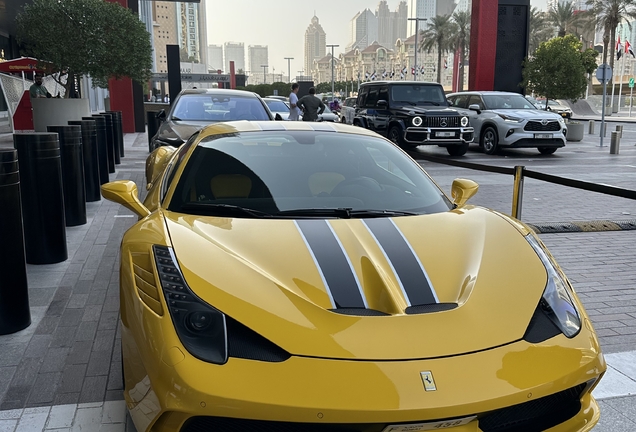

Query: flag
left=444, top=59, right=448, bottom=69
left=365, top=71, right=370, bottom=79
left=400, top=72, right=405, bottom=79
left=411, top=67, right=415, bottom=75
left=382, top=70, right=387, bottom=78
left=420, top=65, right=425, bottom=74
left=390, top=70, right=395, bottom=78
left=371, top=71, right=377, bottom=80
left=402, top=66, right=408, bottom=74
left=617, top=35, right=623, bottom=60
left=626, top=39, right=635, bottom=57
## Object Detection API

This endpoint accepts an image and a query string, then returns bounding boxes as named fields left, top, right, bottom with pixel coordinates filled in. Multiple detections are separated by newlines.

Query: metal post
left=616, top=124, right=623, bottom=138
left=588, top=120, right=595, bottom=134
left=630, top=84, right=634, bottom=117
left=610, top=131, right=620, bottom=154
left=327, top=44, right=339, bottom=102
left=601, top=71, right=607, bottom=147
left=408, top=18, right=427, bottom=81
left=511, top=166, right=525, bottom=220
left=284, top=57, right=294, bottom=83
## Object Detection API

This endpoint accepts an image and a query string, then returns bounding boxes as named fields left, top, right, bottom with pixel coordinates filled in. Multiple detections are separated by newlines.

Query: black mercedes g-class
left=353, top=81, right=474, bottom=156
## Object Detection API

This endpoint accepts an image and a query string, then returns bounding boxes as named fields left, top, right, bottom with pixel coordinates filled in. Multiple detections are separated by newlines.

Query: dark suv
left=353, top=81, right=474, bottom=156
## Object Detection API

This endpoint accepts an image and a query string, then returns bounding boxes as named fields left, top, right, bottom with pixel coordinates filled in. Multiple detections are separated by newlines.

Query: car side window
left=357, top=87, right=368, bottom=107
left=366, top=87, right=379, bottom=107
left=162, top=133, right=199, bottom=202
left=468, top=95, right=485, bottom=110
left=449, top=95, right=467, bottom=108
left=378, top=86, right=389, bottom=105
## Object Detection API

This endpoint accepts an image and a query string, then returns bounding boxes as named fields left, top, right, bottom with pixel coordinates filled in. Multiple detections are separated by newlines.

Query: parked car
left=545, top=99, right=573, bottom=118
left=277, top=100, right=340, bottom=122
left=265, top=95, right=288, bottom=102
left=340, top=96, right=357, bottom=124
left=263, top=97, right=290, bottom=120
left=103, top=120, right=605, bottom=432
left=447, top=91, right=567, bottom=155
left=353, top=81, right=474, bottom=156
left=149, top=88, right=273, bottom=150
left=524, top=95, right=543, bottom=109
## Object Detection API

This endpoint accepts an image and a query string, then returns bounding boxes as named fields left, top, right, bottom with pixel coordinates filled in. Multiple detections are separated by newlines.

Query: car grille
left=524, top=121, right=560, bottom=132
left=425, top=116, right=460, bottom=128
left=180, top=384, right=587, bottom=432
left=478, top=383, right=586, bottom=432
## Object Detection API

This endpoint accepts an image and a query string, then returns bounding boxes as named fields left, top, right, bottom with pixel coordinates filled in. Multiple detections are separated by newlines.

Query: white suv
left=339, top=97, right=357, bottom=124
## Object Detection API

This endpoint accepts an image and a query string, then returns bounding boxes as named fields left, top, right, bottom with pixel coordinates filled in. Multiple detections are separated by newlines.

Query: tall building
left=304, top=16, right=327, bottom=77
left=153, top=2, right=179, bottom=74
left=376, top=1, right=408, bottom=48
left=207, top=44, right=224, bottom=72
left=347, top=9, right=378, bottom=51
left=224, top=42, right=245, bottom=73
left=176, top=1, right=207, bottom=66
left=248, top=45, right=269, bottom=79
left=407, top=0, right=434, bottom=36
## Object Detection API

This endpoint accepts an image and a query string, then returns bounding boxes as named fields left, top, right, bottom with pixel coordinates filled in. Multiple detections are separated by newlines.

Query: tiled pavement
left=0, top=124, right=635, bottom=431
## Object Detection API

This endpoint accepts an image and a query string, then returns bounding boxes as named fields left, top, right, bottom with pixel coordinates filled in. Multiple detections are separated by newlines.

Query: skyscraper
left=207, top=44, right=224, bottom=72
left=347, top=9, right=378, bottom=51
left=248, top=45, right=269, bottom=79
left=176, top=1, right=208, bottom=67
left=304, top=16, right=327, bottom=77
left=224, top=42, right=245, bottom=73
left=376, top=1, right=408, bottom=48
left=407, top=0, right=434, bottom=36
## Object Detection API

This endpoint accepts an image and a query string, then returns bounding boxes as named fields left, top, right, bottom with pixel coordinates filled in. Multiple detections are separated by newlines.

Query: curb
left=527, top=219, right=636, bottom=234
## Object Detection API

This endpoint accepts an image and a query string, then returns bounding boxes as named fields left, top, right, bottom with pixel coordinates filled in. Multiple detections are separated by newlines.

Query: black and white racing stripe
left=295, top=220, right=367, bottom=309
left=363, top=218, right=439, bottom=306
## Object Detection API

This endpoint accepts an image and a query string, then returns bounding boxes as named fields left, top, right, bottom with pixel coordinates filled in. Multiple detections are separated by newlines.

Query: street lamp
left=261, top=64, right=268, bottom=84
left=407, top=17, right=427, bottom=81
left=284, top=57, right=294, bottom=83
left=327, top=44, right=339, bottom=101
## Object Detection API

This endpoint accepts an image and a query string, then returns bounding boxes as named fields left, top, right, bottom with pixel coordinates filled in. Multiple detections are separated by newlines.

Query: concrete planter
left=566, top=122, right=584, bottom=142
left=31, top=98, right=91, bottom=132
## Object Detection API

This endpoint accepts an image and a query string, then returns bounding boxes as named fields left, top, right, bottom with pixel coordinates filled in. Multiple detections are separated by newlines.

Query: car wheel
left=538, top=146, right=557, bottom=155
left=481, top=126, right=498, bottom=155
left=447, top=144, right=469, bottom=156
left=388, top=125, right=406, bottom=147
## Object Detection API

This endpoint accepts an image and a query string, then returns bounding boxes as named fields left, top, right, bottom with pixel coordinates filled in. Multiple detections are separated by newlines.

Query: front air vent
left=131, top=250, right=164, bottom=316
left=329, top=308, right=390, bottom=316
left=226, top=316, right=290, bottom=362
left=405, top=303, right=458, bottom=314
left=523, top=301, right=561, bottom=343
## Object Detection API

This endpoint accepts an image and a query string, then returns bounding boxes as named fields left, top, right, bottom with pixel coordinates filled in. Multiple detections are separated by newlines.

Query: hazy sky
left=206, top=0, right=548, bottom=76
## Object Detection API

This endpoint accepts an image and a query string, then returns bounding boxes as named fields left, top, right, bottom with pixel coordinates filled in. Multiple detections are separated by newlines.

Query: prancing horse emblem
left=440, top=118, right=448, bottom=127
left=420, top=371, right=437, bottom=391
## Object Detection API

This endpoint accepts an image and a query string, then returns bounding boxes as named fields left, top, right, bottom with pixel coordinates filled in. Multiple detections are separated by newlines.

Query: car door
left=355, top=87, right=370, bottom=127
left=364, top=86, right=380, bottom=131
left=465, top=95, right=486, bottom=137
left=372, top=85, right=391, bottom=134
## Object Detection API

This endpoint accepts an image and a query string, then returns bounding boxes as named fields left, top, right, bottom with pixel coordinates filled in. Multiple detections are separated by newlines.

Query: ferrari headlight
left=412, top=116, right=423, bottom=127
left=460, top=116, right=469, bottom=127
left=153, top=245, right=228, bottom=364
left=526, top=235, right=581, bottom=338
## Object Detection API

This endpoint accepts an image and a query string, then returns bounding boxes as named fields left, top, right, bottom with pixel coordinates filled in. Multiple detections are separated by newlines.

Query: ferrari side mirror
left=451, top=178, right=479, bottom=207
left=101, top=180, right=151, bottom=218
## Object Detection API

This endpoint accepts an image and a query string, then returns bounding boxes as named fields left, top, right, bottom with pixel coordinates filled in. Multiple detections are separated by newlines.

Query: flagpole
left=618, top=56, right=626, bottom=110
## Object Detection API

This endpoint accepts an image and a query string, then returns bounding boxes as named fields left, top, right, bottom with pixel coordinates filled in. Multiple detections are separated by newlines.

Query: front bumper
left=403, top=127, right=474, bottom=145
left=499, top=127, right=566, bottom=148
left=123, top=309, right=605, bottom=432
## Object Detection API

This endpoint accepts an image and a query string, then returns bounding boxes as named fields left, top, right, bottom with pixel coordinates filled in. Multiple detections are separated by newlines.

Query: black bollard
left=147, top=110, right=160, bottom=152
left=96, top=113, right=116, bottom=173
left=13, top=133, right=68, bottom=265
left=47, top=125, right=87, bottom=226
left=101, top=112, right=120, bottom=164
left=106, top=111, right=124, bottom=158
left=84, top=116, right=109, bottom=185
left=68, top=120, right=101, bottom=202
left=0, top=149, right=31, bottom=334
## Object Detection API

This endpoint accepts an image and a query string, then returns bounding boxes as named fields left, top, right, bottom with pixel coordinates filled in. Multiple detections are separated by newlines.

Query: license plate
left=382, top=416, right=477, bottom=431
left=535, top=133, right=553, bottom=139
left=436, top=131, right=455, bottom=137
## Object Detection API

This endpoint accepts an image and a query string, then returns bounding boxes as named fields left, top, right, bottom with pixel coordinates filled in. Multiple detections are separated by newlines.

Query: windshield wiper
left=275, top=208, right=420, bottom=219
left=180, top=203, right=271, bottom=218
left=395, top=100, right=417, bottom=106
left=419, top=101, right=441, bottom=106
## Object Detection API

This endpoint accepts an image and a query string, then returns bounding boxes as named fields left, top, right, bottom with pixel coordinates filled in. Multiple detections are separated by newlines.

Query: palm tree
left=529, top=8, right=553, bottom=53
left=449, top=10, right=470, bottom=91
left=548, top=1, right=587, bottom=36
left=420, top=14, right=456, bottom=84
left=586, top=0, right=636, bottom=74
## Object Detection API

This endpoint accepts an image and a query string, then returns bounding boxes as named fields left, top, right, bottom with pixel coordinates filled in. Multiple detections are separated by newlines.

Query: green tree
left=586, top=0, right=636, bottom=77
left=522, top=35, right=599, bottom=106
left=548, top=1, right=588, bottom=37
left=420, top=14, right=456, bottom=84
left=16, top=0, right=152, bottom=98
left=448, top=10, right=470, bottom=91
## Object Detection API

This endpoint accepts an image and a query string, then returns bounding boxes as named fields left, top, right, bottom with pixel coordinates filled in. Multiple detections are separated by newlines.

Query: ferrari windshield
left=168, top=130, right=452, bottom=218
left=171, top=94, right=271, bottom=122
left=482, top=94, right=537, bottom=110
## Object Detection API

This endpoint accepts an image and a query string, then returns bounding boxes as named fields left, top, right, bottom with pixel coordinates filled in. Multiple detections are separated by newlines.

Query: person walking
left=288, top=83, right=302, bottom=121
left=297, top=87, right=325, bottom=122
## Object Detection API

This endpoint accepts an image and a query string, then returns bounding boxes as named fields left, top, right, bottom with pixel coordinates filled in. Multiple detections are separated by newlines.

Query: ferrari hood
left=163, top=207, right=548, bottom=360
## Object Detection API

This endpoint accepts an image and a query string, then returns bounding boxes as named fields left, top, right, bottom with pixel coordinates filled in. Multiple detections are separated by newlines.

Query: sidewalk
left=0, top=129, right=634, bottom=431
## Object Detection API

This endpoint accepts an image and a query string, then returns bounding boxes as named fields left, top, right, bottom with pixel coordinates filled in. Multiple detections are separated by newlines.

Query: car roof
left=196, top=120, right=380, bottom=141
left=178, top=88, right=260, bottom=98
left=360, top=80, right=441, bottom=86
left=447, top=91, right=524, bottom=96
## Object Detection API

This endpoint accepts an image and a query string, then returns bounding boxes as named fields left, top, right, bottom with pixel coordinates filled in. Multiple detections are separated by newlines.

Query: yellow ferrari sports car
left=102, top=121, right=605, bottom=432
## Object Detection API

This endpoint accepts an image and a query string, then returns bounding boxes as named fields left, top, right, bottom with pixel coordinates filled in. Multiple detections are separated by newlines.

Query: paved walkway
left=0, top=128, right=634, bottom=431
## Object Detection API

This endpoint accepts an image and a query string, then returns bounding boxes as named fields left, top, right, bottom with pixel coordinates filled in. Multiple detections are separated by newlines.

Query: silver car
left=447, top=91, right=566, bottom=155
left=340, top=97, right=357, bottom=124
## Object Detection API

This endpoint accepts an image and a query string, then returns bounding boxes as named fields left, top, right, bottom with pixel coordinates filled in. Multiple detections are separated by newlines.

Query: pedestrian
left=164, top=94, right=170, bottom=103
left=297, top=87, right=325, bottom=122
left=29, top=74, right=52, bottom=99
left=288, top=83, right=302, bottom=121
